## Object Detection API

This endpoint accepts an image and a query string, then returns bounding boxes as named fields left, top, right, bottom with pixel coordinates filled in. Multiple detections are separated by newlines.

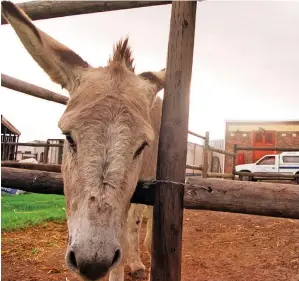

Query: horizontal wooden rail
left=208, top=145, right=235, bottom=157
left=1, top=167, right=155, bottom=205
left=2, top=167, right=299, bottom=219
left=194, top=171, right=234, bottom=179
left=2, top=167, right=64, bottom=194
left=185, top=177, right=299, bottom=219
left=236, top=146, right=299, bottom=152
left=186, top=164, right=202, bottom=171
left=1, top=74, right=68, bottom=105
left=4, top=142, right=63, bottom=147
left=185, top=173, right=201, bottom=177
left=1, top=161, right=61, bottom=172
left=188, top=130, right=205, bottom=140
left=1, top=162, right=201, bottom=174
left=207, top=172, right=234, bottom=179
left=0, top=161, right=232, bottom=179
left=236, top=171, right=299, bottom=179
left=1, top=75, right=209, bottom=148
left=1, top=1, right=171, bottom=24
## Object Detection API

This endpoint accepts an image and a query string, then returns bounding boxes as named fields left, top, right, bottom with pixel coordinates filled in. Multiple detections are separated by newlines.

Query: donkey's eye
left=66, top=134, right=74, bottom=144
left=134, top=141, right=148, bottom=159
left=65, top=134, right=76, bottom=152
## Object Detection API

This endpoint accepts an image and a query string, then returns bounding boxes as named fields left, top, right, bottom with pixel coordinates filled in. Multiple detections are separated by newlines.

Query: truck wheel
left=296, top=176, right=299, bottom=184
left=240, top=175, right=252, bottom=181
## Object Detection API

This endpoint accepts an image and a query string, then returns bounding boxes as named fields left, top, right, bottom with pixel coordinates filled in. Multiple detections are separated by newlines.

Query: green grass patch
left=1, top=193, right=66, bottom=232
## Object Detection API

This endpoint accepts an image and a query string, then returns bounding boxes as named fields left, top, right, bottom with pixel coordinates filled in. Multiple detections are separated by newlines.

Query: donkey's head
left=2, top=2, right=165, bottom=280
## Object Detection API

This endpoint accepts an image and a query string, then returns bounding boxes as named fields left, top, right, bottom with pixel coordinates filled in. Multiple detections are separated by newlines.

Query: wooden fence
left=188, top=131, right=235, bottom=178
left=1, top=1, right=299, bottom=281
left=2, top=167, right=299, bottom=219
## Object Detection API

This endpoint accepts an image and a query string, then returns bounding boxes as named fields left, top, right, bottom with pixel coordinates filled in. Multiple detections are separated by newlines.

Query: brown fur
left=53, top=46, right=89, bottom=68
left=2, top=2, right=165, bottom=280
left=2, top=1, right=41, bottom=41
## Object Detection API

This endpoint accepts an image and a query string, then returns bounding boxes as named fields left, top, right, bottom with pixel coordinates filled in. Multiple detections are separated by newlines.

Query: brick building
left=224, top=120, right=299, bottom=173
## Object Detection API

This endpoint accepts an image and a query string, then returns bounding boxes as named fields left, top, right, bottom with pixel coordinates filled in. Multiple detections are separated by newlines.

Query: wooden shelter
left=1, top=115, right=21, bottom=161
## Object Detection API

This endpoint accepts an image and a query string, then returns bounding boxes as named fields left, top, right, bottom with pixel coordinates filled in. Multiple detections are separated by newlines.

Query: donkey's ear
left=1, top=1, right=89, bottom=92
left=139, top=68, right=165, bottom=105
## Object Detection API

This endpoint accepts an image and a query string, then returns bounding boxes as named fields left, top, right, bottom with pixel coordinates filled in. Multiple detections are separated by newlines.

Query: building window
left=265, top=133, right=273, bottom=144
left=255, top=133, right=263, bottom=143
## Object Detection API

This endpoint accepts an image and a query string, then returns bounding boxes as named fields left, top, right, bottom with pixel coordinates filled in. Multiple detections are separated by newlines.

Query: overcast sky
left=1, top=1, right=299, bottom=143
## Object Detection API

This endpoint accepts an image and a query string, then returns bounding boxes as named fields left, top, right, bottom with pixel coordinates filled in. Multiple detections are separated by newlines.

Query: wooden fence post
left=232, top=144, right=237, bottom=180
left=3, top=127, right=7, bottom=160
left=14, top=135, right=18, bottom=161
left=151, top=2, right=197, bottom=281
left=202, top=131, right=209, bottom=178
left=44, top=141, right=50, bottom=164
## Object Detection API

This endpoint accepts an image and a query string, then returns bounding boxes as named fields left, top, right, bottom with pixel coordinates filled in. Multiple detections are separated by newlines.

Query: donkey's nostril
left=111, top=249, right=121, bottom=267
left=68, top=250, right=78, bottom=269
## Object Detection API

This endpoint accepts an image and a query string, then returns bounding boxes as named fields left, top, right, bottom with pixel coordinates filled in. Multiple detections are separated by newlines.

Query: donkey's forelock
left=108, top=37, right=135, bottom=72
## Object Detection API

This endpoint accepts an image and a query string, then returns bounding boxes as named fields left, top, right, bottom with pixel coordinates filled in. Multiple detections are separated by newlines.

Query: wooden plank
left=2, top=168, right=299, bottom=219
left=3, top=126, right=8, bottom=160
left=191, top=170, right=234, bottom=179
left=1, top=1, right=171, bottom=24
left=151, top=2, right=197, bottom=281
left=208, top=145, right=235, bottom=157
left=236, top=172, right=299, bottom=179
left=188, top=130, right=206, bottom=140
left=0, top=161, right=204, bottom=175
left=1, top=161, right=61, bottom=172
left=1, top=167, right=64, bottom=195
left=14, top=135, right=19, bottom=161
left=1, top=167, right=155, bottom=205
left=207, top=172, right=234, bottom=179
left=237, top=146, right=299, bottom=152
left=186, top=164, right=202, bottom=171
left=7, top=133, right=12, bottom=160
left=5, top=142, right=63, bottom=147
left=44, top=140, right=50, bottom=164
left=1, top=115, right=21, bottom=135
left=1, top=74, right=68, bottom=105
left=185, top=177, right=299, bottom=219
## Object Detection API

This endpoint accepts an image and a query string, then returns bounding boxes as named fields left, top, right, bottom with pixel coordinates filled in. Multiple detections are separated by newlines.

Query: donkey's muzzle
left=66, top=248, right=122, bottom=280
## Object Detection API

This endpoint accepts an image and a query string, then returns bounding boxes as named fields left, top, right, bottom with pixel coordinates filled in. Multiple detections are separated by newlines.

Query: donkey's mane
left=109, top=37, right=135, bottom=72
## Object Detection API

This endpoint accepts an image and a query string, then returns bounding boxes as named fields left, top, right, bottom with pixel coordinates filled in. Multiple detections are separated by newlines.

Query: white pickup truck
left=235, top=151, right=299, bottom=184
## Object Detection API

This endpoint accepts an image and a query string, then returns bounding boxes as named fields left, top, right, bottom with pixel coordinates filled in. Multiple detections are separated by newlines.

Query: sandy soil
left=2, top=210, right=299, bottom=281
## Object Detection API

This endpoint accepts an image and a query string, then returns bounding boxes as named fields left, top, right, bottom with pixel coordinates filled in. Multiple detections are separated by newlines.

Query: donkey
left=2, top=1, right=163, bottom=280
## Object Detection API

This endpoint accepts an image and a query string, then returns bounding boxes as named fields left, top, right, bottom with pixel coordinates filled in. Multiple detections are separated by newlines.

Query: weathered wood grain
left=2, top=1, right=171, bottom=24
left=2, top=168, right=299, bottom=219
left=1, top=74, right=68, bottom=105
left=185, top=177, right=299, bottom=219
left=1, top=161, right=61, bottom=173
left=150, top=2, right=197, bottom=281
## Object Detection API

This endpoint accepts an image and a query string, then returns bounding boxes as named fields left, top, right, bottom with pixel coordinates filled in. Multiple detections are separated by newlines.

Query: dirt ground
left=2, top=210, right=299, bottom=281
